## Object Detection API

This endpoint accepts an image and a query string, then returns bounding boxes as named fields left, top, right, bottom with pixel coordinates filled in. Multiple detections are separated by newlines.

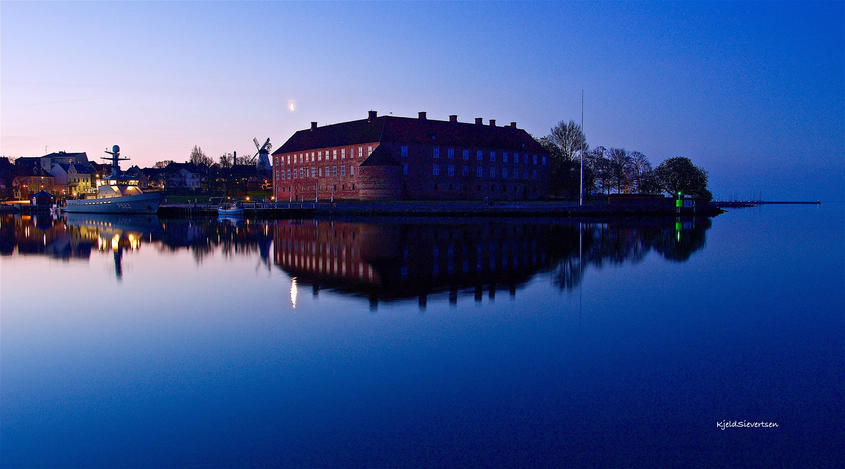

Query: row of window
left=277, top=146, right=374, bottom=165
left=278, top=165, right=356, bottom=180
left=418, top=145, right=545, bottom=166
left=430, top=164, right=538, bottom=180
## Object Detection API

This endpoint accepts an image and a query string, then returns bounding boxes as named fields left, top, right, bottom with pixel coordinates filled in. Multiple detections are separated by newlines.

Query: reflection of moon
left=290, top=276, right=298, bottom=309
left=287, top=99, right=296, bottom=112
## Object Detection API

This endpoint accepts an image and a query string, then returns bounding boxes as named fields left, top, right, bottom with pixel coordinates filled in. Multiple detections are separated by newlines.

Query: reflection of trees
left=547, top=217, right=712, bottom=290
left=1, top=214, right=711, bottom=295
left=273, top=216, right=713, bottom=303
left=156, top=218, right=274, bottom=267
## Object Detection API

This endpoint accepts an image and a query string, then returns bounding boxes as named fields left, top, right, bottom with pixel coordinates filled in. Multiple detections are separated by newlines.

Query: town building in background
left=272, top=111, right=550, bottom=201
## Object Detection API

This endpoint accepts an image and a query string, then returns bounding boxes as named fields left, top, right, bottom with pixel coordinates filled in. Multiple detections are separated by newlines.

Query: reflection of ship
left=64, top=145, right=162, bottom=214
left=65, top=213, right=163, bottom=280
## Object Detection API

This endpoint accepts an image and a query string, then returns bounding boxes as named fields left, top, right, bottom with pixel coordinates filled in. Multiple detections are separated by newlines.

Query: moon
left=287, top=99, right=296, bottom=112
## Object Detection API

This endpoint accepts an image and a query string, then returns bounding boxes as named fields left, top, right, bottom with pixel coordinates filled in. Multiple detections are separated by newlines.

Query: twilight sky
left=1, top=1, right=843, bottom=200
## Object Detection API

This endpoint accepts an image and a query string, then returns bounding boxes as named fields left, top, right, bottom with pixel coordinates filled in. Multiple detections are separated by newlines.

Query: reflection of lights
left=111, top=234, right=120, bottom=251
left=290, top=277, right=298, bottom=309
left=128, top=233, right=139, bottom=250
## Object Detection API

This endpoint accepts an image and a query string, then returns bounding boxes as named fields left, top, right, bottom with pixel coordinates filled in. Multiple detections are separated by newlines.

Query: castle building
left=272, top=111, right=550, bottom=201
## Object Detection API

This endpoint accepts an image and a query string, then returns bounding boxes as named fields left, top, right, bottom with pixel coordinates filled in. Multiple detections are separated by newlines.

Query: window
left=462, top=165, right=469, bottom=177
left=503, top=152, right=508, bottom=163
left=349, top=166, right=354, bottom=176
left=533, top=154, right=537, bottom=165
left=319, top=167, right=323, bottom=177
left=542, top=155, right=547, bottom=165
left=513, top=152, right=518, bottom=164
left=476, top=167, right=483, bottom=177
left=503, top=167, right=508, bottom=178
left=403, top=163, right=408, bottom=175
left=448, top=148, right=454, bottom=159
left=358, top=147, right=363, bottom=157
left=332, top=149, right=337, bottom=160
left=281, top=171, right=286, bottom=180
left=332, top=166, right=337, bottom=177
left=490, top=167, right=496, bottom=178
left=341, top=148, right=346, bottom=159
left=524, top=154, right=529, bottom=164
left=311, top=167, right=316, bottom=177
left=401, top=145, right=408, bottom=158
left=477, top=150, right=483, bottom=161
left=462, top=149, right=469, bottom=160
left=432, top=164, right=440, bottom=176
left=490, top=151, right=496, bottom=162
left=287, top=169, right=291, bottom=179
left=367, top=145, right=373, bottom=155
left=448, top=165, right=454, bottom=177
left=532, top=169, right=537, bottom=179
left=433, top=147, right=440, bottom=159
left=340, top=166, right=346, bottom=176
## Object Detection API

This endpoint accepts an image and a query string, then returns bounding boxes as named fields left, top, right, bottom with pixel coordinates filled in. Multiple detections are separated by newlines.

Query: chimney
left=368, top=110, right=377, bottom=122
left=509, top=122, right=517, bottom=128
left=449, top=114, right=457, bottom=123
left=311, top=122, right=318, bottom=130
left=475, top=117, right=483, bottom=125
left=489, top=119, right=496, bottom=126
left=418, top=111, right=427, bottom=120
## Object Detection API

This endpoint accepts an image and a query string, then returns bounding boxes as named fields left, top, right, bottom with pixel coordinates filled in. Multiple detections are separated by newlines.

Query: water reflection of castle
left=273, top=217, right=712, bottom=307
left=274, top=219, right=557, bottom=306
left=1, top=214, right=711, bottom=295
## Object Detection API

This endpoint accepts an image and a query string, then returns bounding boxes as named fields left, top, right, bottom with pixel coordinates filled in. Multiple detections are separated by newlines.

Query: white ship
left=64, top=145, right=162, bottom=214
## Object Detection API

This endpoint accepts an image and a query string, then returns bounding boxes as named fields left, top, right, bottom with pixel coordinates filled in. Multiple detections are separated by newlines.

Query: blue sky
left=2, top=1, right=843, bottom=200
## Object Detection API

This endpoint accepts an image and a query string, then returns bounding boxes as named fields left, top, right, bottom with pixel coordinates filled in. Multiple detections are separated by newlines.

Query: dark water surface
left=1, top=205, right=842, bottom=468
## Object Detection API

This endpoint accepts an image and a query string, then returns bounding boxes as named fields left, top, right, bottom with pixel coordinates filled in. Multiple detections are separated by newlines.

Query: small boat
left=217, top=202, right=244, bottom=217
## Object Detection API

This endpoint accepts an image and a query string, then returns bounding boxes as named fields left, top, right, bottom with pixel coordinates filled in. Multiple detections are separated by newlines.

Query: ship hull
left=64, top=192, right=162, bottom=214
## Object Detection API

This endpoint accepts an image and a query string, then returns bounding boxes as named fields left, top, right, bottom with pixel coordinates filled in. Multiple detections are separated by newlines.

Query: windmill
left=252, top=137, right=272, bottom=171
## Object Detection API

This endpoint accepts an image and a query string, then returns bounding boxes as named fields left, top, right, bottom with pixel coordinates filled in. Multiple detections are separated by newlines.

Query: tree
left=638, top=169, right=662, bottom=194
left=653, top=157, right=709, bottom=200
left=549, top=120, right=588, bottom=162
left=218, top=153, right=233, bottom=168
left=540, top=136, right=579, bottom=197
left=607, top=147, right=631, bottom=193
left=584, top=146, right=609, bottom=195
left=189, top=145, right=213, bottom=167
left=543, top=121, right=588, bottom=198
left=627, top=151, right=652, bottom=193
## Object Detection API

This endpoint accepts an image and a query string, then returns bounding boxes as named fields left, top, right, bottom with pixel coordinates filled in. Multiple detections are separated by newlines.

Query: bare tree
left=607, top=147, right=631, bottom=193
left=549, top=120, right=588, bottom=162
left=218, top=153, right=233, bottom=168
left=189, top=145, right=213, bottom=167
left=627, top=151, right=652, bottom=193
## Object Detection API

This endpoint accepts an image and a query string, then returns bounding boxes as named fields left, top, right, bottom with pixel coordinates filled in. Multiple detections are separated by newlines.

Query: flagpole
left=580, top=89, right=584, bottom=206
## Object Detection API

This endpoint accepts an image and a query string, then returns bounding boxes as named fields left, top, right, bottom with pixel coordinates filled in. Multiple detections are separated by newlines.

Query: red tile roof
left=273, top=115, right=545, bottom=155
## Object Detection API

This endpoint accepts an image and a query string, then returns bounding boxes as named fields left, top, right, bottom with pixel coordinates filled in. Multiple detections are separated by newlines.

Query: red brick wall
left=273, top=140, right=551, bottom=201
left=273, top=141, right=379, bottom=201
left=358, top=165, right=401, bottom=200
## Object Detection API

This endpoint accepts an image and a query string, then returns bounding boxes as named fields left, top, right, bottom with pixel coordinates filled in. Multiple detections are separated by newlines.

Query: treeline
left=540, top=120, right=711, bottom=201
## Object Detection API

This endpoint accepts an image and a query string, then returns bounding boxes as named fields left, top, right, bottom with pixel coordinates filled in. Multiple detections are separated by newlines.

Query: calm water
left=1, top=206, right=842, bottom=468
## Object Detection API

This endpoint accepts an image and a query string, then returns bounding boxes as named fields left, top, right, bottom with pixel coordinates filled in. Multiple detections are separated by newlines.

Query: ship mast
left=102, top=144, right=130, bottom=178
